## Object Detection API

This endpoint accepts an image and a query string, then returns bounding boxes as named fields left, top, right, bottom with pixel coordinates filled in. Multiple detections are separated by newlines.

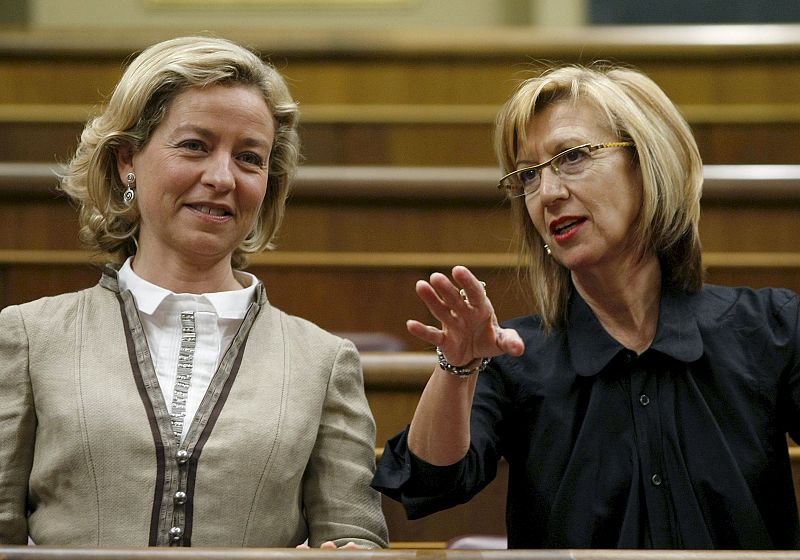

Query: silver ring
left=459, top=281, right=487, bottom=304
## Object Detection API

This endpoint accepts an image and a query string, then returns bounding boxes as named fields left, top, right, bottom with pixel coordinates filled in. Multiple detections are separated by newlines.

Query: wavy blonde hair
left=60, top=35, right=301, bottom=269
left=494, top=64, right=704, bottom=331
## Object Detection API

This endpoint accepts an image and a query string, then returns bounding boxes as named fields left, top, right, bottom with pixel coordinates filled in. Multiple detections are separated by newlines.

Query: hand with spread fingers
left=395, top=266, right=524, bottom=468
left=406, top=265, right=524, bottom=370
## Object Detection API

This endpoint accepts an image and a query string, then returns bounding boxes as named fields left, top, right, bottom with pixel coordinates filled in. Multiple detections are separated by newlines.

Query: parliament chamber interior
left=1, top=1, right=800, bottom=556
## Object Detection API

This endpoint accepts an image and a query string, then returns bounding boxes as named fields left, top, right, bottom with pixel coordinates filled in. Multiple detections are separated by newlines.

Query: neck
left=131, top=253, right=243, bottom=294
left=571, top=253, right=662, bottom=355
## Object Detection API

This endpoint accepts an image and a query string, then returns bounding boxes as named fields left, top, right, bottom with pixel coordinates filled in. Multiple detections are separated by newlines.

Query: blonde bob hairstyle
left=60, top=35, right=300, bottom=269
left=495, top=64, right=704, bottom=331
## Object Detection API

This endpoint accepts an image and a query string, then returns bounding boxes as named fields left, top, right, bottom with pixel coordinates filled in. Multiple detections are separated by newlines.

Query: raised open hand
left=406, top=265, right=524, bottom=368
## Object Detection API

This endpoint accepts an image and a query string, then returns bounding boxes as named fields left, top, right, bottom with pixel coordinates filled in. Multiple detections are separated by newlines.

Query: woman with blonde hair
left=0, top=35, right=387, bottom=549
left=374, top=64, right=800, bottom=549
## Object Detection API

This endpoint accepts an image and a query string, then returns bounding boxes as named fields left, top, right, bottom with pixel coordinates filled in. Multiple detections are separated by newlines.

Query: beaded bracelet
left=436, top=346, right=491, bottom=378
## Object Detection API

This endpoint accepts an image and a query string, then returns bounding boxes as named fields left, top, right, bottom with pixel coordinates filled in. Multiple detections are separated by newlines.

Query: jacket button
left=639, top=394, right=650, bottom=406
left=176, top=450, right=189, bottom=464
left=169, top=526, right=183, bottom=541
left=174, top=491, right=187, bottom=505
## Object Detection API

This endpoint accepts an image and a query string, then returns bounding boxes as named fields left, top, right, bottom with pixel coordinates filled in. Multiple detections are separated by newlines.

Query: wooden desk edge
left=1, top=546, right=800, bottom=559
left=1, top=24, right=800, bottom=59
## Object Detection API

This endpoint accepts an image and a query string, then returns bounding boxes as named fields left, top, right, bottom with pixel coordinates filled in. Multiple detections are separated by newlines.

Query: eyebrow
left=516, top=140, right=585, bottom=166
left=171, top=124, right=273, bottom=152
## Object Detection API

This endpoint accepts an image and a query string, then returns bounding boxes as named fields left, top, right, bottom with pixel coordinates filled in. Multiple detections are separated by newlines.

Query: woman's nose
left=202, top=153, right=236, bottom=192
left=537, top=165, right=568, bottom=204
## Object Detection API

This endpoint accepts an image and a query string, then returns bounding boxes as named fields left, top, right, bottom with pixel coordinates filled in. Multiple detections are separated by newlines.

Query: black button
left=176, top=450, right=189, bottom=465
left=622, top=350, right=636, bottom=364
left=169, top=526, right=182, bottom=541
left=639, top=394, right=650, bottom=406
left=174, top=491, right=187, bottom=505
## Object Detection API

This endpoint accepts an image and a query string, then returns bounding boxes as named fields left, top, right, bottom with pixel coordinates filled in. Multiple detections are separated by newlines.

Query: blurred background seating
left=1, top=0, right=799, bottom=547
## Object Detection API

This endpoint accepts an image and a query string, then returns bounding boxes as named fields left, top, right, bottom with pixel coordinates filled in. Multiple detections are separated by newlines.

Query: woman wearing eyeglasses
left=372, top=64, right=800, bottom=549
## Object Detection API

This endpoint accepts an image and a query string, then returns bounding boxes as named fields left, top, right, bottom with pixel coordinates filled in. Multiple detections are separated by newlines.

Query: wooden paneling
left=1, top=26, right=800, bottom=166
left=2, top=116, right=799, bottom=166
left=691, top=122, right=800, bottom=165
left=1, top=26, right=799, bottom=104
left=3, top=164, right=800, bottom=254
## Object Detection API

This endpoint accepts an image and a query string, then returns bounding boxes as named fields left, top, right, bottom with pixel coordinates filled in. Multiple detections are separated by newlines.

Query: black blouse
left=373, top=284, right=800, bottom=549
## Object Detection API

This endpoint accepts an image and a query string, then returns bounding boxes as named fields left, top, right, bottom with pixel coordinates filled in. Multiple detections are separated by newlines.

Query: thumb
left=497, top=327, right=525, bottom=357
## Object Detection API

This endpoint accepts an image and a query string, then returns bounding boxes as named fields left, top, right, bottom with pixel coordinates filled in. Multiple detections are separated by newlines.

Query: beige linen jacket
left=0, top=267, right=388, bottom=548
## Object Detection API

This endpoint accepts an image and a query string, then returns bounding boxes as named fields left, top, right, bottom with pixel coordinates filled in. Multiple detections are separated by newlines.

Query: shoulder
left=692, top=284, right=799, bottom=327
left=0, top=284, right=114, bottom=354
left=258, top=304, right=357, bottom=364
left=258, top=307, right=366, bottom=398
left=1, top=283, right=111, bottom=325
left=274, top=307, right=346, bottom=347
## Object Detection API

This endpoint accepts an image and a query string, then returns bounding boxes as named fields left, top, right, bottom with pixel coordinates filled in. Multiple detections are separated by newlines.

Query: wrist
left=436, top=346, right=490, bottom=378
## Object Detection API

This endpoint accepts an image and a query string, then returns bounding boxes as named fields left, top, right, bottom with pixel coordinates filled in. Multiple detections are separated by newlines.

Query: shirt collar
left=116, top=257, right=258, bottom=319
left=566, top=292, right=623, bottom=377
left=567, top=286, right=704, bottom=377
left=649, top=287, right=704, bottom=363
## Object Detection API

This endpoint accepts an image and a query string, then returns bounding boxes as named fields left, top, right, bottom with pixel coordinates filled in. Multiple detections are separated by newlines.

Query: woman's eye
left=238, top=152, right=266, bottom=168
left=179, top=140, right=206, bottom=152
left=561, top=148, right=588, bottom=165
left=519, top=168, right=540, bottom=184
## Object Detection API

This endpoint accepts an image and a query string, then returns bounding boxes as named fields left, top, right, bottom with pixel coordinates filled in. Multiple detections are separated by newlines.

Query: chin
left=184, top=233, right=239, bottom=255
left=178, top=244, right=237, bottom=264
left=558, top=253, right=602, bottom=274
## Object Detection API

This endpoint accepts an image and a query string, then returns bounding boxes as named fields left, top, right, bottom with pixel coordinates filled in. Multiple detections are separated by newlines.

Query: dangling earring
left=123, top=172, right=136, bottom=205
left=544, top=244, right=552, bottom=256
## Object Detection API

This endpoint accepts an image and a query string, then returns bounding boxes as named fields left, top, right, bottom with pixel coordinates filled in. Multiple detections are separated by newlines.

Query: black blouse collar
left=567, top=286, right=704, bottom=378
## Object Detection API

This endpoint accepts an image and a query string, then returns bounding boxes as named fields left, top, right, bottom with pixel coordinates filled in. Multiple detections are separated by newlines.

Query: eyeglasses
left=497, top=141, right=636, bottom=198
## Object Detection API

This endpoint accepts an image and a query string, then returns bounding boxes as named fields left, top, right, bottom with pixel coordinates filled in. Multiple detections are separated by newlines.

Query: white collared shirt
left=117, top=257, right=257, bottom=442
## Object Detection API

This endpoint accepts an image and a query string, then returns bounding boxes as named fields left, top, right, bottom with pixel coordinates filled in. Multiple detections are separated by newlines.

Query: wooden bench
left=0, top=26, right=799, bottom=166
left=2, top=162, right=800, bottom=251
left=1, top=107, right=798, bottom=167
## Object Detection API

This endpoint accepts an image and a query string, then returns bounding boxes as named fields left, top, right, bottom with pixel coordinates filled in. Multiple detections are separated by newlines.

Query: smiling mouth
left=190, top=204, right=231, bottom=217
